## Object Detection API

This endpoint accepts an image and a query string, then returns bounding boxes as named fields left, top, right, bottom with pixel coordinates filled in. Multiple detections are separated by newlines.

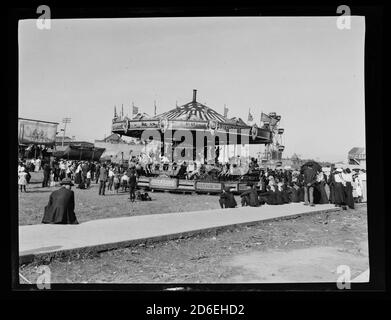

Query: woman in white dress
left=18, top=167, right=28, bottom=192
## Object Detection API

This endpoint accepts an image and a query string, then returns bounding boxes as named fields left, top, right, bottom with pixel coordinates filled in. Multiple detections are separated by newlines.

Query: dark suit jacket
left=224, top=192, right=237, bottom=208
left=128, top=175, right=137, bottom=188
left=99, top=167, right=108, bottom=181
left=303, top=167, right=317, bottom=186
left=240, top=189, right=260, bottom=206
left=42, top=187, right=78, bottom=224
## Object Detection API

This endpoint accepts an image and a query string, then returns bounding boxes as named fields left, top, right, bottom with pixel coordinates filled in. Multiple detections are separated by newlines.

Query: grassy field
left=18, top=171, right=223, bottom=225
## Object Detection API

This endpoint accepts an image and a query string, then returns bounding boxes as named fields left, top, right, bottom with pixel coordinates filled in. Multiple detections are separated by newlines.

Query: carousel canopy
left=111, top=89, right=273, bottom=144
left=156, top=100, right=228, bottom=123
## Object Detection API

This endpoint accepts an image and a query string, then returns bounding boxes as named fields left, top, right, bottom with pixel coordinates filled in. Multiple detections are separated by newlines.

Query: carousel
left=111, top=89, right=282, bottom=194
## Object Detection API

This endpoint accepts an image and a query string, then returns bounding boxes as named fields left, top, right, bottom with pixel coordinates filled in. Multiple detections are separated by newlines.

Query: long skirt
left=344, top=182, right=355, bottom=209
left=334, top=182, right=345, bottom=205
left=74, top=172, right=82, bottom=184
left=290, top=188, right=300, bottom=202
left=274, top=191, right=284, bottom=205
left=282, top=190, right=290, bottom=203
left=329, top=184, right=335, bottom=204
left=324, top=183, right=330, bottom=201
left=316, top=183, right=329, bottom=204
left=298, top=187, right=305, bottom=202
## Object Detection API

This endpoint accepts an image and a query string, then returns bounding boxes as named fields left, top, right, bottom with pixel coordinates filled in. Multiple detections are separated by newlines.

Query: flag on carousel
left=132, top=103, right=139, bottom=115
left=223, top=104, right=229, bottom=118
left=154, top=101, right=157, bottom=116
left=114, top=105, right=118, bottom=118
left=261, top=112, right=278, bottom=126
left=248, top=109, right=253, bottom=122
left=261, top=112, right=270, bottom=123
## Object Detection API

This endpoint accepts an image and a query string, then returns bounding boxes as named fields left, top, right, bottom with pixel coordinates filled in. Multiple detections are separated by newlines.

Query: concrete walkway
left=19, top=203, right=339, bottom=264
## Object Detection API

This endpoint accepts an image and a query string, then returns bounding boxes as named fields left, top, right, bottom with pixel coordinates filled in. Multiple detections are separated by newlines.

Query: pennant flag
left=114, top=106, right=117, bottom=118
left=154, top=101, right=157, bottom=116
left=121, top=104, right=124, bottom=117
left=132, top=102, right=139, bottom=115
left=261, top=112, right=270, bottom=123
left=248, top=109, right=253, bottom=122
left=223, top=104, right=229, bottom=118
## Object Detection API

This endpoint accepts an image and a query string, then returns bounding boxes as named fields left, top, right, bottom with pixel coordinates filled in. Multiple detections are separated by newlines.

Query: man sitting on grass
left=42, top=178, right=79, bottom=224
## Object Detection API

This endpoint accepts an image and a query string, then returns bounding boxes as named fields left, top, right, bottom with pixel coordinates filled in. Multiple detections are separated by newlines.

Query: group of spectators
left=219, top=165, right=367, bottom=210
left=18, top=156, right=366, bottom=211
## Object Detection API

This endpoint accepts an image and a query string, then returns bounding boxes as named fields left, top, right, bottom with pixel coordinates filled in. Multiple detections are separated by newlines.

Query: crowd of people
left=18, top=155, right=366, bottom=224
left=224, top=165, right=367, bottom=210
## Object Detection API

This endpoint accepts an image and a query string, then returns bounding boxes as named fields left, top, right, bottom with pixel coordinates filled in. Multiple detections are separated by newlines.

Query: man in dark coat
left=240, top=185, right=260, bottom=207
left=219, top=189, right=227, bottom=208
left=95, top=163, right=101, bottom=184
left=81, top=161, right=89, bottom=184
left=303, top=166, right=317, bottom=206
left=42, top=162, right=51, bottom=187
left=98, top=164, right=108, bottom=195
left=42, top=178, right=78, bottom=224
left=128, top=171, right=137, bottom=202
left=224, top=187, right=237, bottom=208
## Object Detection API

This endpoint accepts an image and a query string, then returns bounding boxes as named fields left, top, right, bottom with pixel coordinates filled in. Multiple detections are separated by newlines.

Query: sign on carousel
left=196, top=182, right=222, bottom=192
left=149, top=177, right=178, bottom=189
left=128, top=120, right=159, bottom=128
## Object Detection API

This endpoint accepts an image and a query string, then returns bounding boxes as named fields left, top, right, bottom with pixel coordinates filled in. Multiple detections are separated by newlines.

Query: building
left=94, top=133, right=125, bottom=144
left=55, top=136, right=73, bottom=145
left=348, top=147, right=366, bottom=165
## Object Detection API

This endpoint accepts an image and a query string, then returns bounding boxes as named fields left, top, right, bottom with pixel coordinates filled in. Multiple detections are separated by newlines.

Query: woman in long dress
left=342, top=168, right=355, bottom=209
left=316, top=171, right=329, bottom=204
left=18, top=167, right=28, bottom=192
left=333, top=169, right=346, bottom=208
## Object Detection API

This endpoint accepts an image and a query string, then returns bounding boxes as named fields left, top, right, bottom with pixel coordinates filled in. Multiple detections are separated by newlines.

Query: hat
left=60, top=178, right=74, bottom=186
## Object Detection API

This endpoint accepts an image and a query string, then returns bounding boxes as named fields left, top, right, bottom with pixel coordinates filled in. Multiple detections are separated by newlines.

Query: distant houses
left=348, top=147, right=366, bottom=165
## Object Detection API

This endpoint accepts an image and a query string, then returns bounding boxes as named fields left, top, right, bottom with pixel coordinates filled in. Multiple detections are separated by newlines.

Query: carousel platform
left=19, top=203, right=340, bottom=265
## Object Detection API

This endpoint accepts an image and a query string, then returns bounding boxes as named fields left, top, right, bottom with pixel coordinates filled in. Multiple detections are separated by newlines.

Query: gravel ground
left=19, top=204, right=368, bottom=284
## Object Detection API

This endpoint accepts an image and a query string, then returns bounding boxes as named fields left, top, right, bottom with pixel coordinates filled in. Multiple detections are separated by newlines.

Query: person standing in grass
left=98, top=163, right=108, bottom=196
left=128, top=170, right=137, bottom=202
left=86, top=169, right=91, bottom=188
left=113, top=171, right=120, bottom=193
left=107, top=166, right=115, bottom=191
left=18, top=166, right=28, bottom=192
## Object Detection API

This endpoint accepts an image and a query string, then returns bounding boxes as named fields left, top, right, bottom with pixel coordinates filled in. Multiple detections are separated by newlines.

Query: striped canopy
left=156, top=101, right=228, bottom=123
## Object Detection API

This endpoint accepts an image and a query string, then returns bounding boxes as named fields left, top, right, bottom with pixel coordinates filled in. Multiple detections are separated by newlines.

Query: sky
left=19, top=17, right=365, bottom=162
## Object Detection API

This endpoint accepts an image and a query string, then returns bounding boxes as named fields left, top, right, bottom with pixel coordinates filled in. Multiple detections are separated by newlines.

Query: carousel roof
left=156, top=100, right=228, bottom=123
left=156, top=102, right=228, bottom=122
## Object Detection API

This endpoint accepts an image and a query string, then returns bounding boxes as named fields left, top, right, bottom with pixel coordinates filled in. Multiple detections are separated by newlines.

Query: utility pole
left=62, top=117, right=72, bottom=147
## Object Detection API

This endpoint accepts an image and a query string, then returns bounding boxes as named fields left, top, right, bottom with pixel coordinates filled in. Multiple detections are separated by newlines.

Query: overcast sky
left=19, top=16, right=365, bottom=162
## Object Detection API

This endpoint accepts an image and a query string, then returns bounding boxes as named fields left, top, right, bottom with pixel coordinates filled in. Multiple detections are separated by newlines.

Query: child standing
left=113, top=173, right=120, bottom=193
left=18, top=167, right=28, bottom=192
left=86, top=170, right=91, bottom=188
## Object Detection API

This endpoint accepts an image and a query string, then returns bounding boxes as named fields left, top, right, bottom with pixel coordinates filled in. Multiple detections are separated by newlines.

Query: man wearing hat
left=42, top=178, right=78, bottom=224
left=302, top=165, right=317, bottom=206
